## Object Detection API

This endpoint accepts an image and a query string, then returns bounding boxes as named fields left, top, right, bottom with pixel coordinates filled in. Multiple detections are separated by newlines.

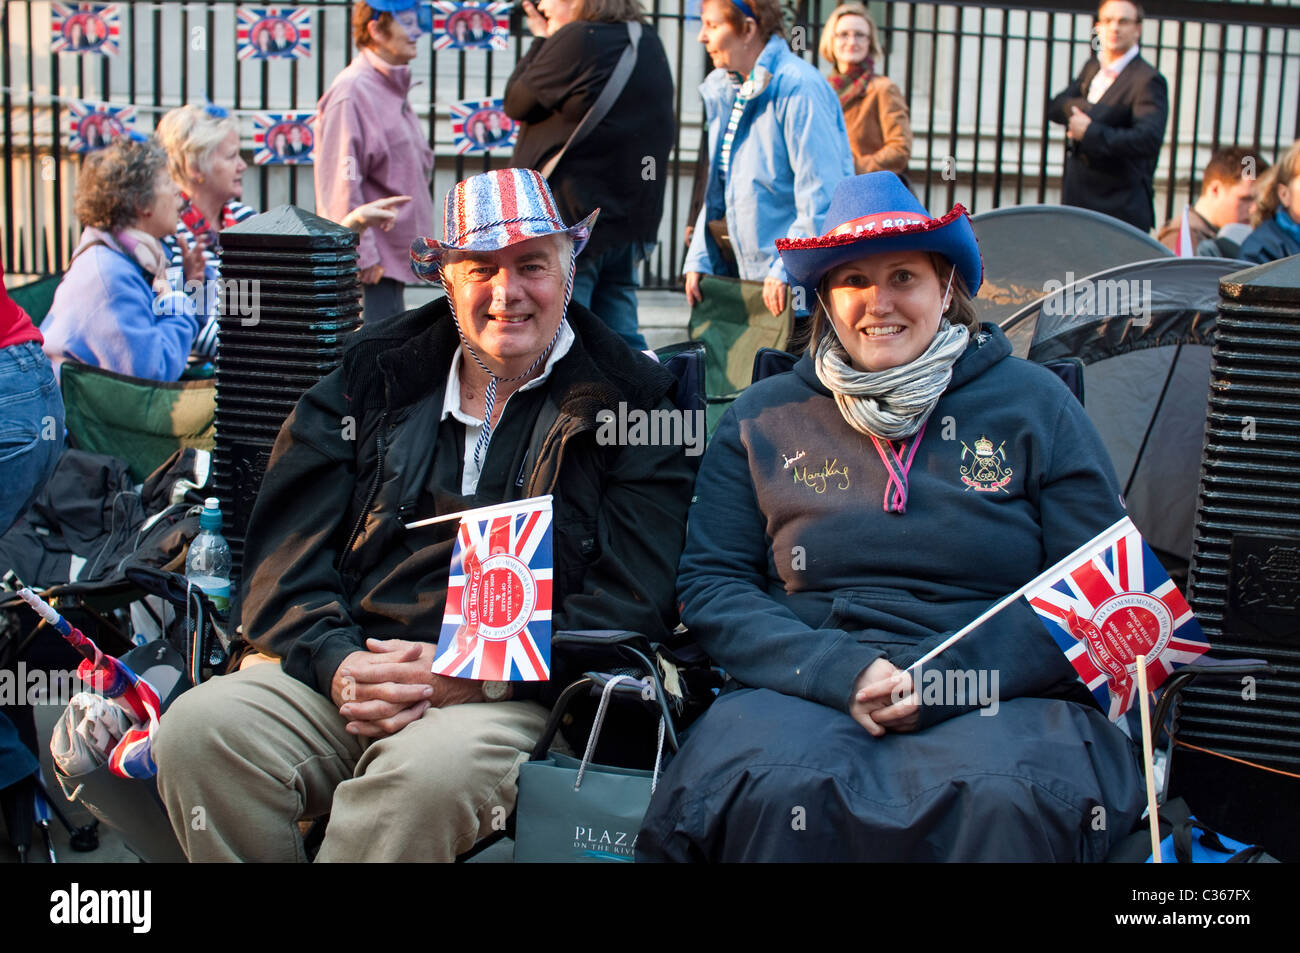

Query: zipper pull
left=515, top=453, right=529, bottom=488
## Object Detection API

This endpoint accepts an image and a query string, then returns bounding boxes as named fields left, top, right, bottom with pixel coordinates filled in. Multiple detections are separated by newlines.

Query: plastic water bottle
left=186, top=497, right=231, bottom=612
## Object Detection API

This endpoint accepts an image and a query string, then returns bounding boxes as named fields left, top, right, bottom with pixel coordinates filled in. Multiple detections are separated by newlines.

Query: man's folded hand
left=331, top=637, right=486, bottom=737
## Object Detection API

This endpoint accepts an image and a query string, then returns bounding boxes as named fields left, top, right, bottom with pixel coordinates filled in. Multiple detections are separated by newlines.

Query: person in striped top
left=156, top=104, right=256, bottom=362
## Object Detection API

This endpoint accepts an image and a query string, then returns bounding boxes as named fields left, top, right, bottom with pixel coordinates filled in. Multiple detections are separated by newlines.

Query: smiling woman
left=818, top=2, right=913, bottom=178
left=637, top=173, right=1148, bottom=862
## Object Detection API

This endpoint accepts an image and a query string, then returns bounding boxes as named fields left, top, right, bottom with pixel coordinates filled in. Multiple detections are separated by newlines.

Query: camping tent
left=1000, top=256, right=1249, bottom=584
left=971, top=205, right=1171, bottom=328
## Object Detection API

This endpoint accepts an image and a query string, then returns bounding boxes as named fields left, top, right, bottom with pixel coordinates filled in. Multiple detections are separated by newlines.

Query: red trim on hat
left=533, top=169, right=560, bottom=224
left=454, top=187, right=468, bottom=246
left=776, top=204, right=970, bottom=251
left=499, top=172, right=521, bottom=244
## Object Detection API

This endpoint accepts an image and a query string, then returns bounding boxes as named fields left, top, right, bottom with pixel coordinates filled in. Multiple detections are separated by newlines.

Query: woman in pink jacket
left=314, top=0, right=434, bottom=323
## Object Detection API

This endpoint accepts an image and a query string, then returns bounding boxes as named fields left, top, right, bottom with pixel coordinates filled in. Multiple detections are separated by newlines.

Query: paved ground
left=0, top=287, right=689, bottom=865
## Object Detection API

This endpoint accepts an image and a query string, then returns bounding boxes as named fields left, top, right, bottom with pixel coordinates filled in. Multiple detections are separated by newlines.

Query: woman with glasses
left=819, top=2, right=912, bottom=179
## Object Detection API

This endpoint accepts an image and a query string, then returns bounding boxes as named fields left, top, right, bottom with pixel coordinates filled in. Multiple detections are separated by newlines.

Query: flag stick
left=905, top=516, right=1134, bottom=673
left=403, top=494, right=554, bottom=531
left=1136, top=653, right=1163, bottom=863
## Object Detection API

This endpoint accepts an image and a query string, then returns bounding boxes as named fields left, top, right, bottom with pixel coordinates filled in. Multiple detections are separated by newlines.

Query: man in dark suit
left=1047, top=0, right=1168, bottom=232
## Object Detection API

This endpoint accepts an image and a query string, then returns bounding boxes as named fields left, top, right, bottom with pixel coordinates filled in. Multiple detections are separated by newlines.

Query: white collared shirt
left=439, top=319, right=575, bottom=495
left=1087, top=44, right=1141, bottom=104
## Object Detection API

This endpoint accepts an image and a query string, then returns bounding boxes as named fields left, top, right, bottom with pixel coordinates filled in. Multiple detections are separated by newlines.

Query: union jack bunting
left=1025, top=517, right=1211, bottom=720
left=449, top=98, right=516, bottom=154
left=434, top=497, right=554, bottom=682
left=51, top=3, right=120, bottom=56
left=237, top=6, right=312, bottom=60
left=432, top=2, right=509, bottom=51
left=67, top=100, right=134, bottom=153
left=252, top=111, right=315, bottom=164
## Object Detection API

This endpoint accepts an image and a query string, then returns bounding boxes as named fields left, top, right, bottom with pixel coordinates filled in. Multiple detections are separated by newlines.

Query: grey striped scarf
left=813, top=319, right=969, bottom=440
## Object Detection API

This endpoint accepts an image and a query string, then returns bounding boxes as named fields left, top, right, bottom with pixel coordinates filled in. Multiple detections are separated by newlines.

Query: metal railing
left=2, top=0, right=1298, bottom=287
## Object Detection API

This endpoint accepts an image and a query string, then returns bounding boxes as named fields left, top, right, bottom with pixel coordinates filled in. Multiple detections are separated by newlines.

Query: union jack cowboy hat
left=410, top=168, right=599, bottom=281
left=776, top=171, right=983, bottom=298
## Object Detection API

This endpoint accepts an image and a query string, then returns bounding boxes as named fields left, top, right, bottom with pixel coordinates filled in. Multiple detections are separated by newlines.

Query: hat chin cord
left=440, top=247, right=577, bottom=470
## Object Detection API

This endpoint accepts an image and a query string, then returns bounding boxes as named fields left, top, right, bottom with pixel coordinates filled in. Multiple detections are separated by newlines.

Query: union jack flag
left=101, top=662, right=162, bottom=779
left=449, top=97, right=516, bottom=154
left=67, top=100, right=134, bottom=153
left=433, top=497, right=553, bottom=682
left=236, top=6, right=312, bottom=60
left=1025, top=517, right=1211, bottom=720
left=251, top=111, right=315, bottom=164
left=15, top=587, right=162, bottom=778
left=51, top=3, right=120, bottom=56
left=432, top=2, right=509, bottom=51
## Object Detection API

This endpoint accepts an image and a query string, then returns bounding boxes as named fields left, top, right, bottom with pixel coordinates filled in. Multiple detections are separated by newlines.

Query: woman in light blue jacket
left=42, top=137, right=207, bottom=382
left=683, top=0, right=853, bottom=317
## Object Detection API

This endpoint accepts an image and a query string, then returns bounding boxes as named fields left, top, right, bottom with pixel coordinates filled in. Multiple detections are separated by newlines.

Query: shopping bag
left=514, top=674, right=664, bottom=862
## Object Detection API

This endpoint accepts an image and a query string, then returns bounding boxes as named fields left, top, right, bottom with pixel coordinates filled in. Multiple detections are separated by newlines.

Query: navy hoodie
left=678, top=323, right=1126, bottom=725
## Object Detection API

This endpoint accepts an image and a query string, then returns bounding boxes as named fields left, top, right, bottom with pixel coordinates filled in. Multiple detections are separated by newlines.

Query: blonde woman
left=155, top=103, right=254, bottom=359
left=819, top=2, right=912, bottom=178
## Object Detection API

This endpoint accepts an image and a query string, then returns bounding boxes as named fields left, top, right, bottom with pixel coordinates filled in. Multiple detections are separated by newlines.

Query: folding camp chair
left=60, top=362, right=216, bottom=484
left=681, top=275, right=794, bottom=435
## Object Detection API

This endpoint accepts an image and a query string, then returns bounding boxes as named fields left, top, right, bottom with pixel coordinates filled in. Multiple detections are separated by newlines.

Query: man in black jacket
left=1047, top=0, right=1168, bottom=232
left=154, top=170, right=697, bottom=862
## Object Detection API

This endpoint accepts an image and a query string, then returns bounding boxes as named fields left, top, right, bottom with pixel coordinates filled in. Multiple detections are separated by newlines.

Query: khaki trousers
left=154, top=662, right=552, bottom=862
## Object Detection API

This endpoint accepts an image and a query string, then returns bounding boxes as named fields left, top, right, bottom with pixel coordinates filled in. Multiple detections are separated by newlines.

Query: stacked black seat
left=1174, top=255, right=1300, bottom=860
left=211, top=205, right=361, bottom=577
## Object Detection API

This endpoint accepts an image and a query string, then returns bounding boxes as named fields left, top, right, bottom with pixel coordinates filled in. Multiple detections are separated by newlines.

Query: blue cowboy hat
left=776, top=172, right=983, bottom=298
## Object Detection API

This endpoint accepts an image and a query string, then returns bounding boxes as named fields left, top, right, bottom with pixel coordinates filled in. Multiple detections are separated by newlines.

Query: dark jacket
left=677, top=324, right=1122, bottom=726
left=240, top=298, right=697, bottom=697
left=1240, top=214, right=1300, bottom=264
left=1047, top=54, right=1168, bottom=232
left=504, top=21, right=674, bottom=257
